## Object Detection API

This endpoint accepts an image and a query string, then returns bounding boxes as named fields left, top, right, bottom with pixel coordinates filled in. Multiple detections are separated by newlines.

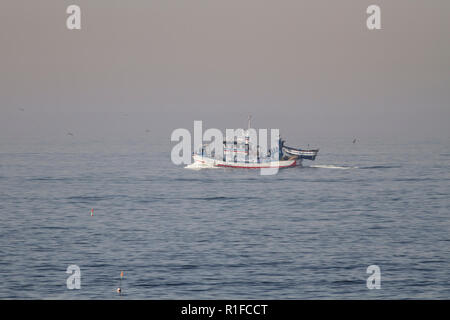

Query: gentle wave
left=360, top=165, right=401, bottom=169
left=28, top=177, right=74, bottom=182
left=188, top=196, right=258, bottom=201
left=308, top=164, right=357, bottom=170
left=66, top=195, right=125, bottom=202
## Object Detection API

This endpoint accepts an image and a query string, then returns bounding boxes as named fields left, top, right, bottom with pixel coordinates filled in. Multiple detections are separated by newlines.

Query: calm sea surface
left=0, top=137, right=449, bottom=299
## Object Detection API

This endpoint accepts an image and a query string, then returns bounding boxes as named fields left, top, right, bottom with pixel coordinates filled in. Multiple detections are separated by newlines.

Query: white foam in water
left=185, top=162, right=218, bottom=169
left=309, top=164, right=358, bottom=170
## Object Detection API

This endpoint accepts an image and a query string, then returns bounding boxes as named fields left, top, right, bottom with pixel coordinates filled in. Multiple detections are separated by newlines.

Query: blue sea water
left=0, top=137, right=449, bottom=299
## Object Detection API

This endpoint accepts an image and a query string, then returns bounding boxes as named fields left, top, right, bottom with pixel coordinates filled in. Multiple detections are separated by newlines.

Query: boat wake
left=308, top=164, right=358, bottom=170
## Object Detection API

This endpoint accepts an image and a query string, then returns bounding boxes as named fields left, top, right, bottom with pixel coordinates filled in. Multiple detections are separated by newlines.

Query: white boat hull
left=192, top=154, right=299, bottom=169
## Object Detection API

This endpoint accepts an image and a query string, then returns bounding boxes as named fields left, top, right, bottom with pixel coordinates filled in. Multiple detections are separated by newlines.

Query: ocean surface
left=0, top=136, right=449, bottom=299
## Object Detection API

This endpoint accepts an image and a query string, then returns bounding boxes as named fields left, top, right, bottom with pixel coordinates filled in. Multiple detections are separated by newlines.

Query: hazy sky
left=0, top=0, right=449, bottom=142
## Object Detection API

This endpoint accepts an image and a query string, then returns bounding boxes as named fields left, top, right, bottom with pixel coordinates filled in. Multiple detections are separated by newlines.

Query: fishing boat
left=281, top=145, right=319, bottom=161
left=190, top=118, right=319, bottom=169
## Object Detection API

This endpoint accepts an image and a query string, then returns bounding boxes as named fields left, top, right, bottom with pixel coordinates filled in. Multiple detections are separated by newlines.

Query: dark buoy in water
left=353, top=138, right=357, bottom=144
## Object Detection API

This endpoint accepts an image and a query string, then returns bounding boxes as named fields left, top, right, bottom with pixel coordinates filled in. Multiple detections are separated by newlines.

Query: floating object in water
left=353, top=138, right=357, bottom=144
left=117, top=271, right=124, bottom=294
left=90, top=208, right=94, bottom=216
left=67, top=132, right=74, bottom=136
